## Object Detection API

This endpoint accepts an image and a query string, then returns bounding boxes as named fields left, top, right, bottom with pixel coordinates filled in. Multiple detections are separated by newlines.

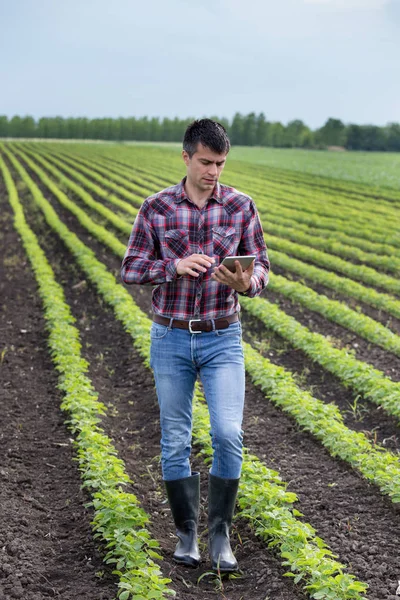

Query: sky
left=1, top=0, right=399, bottom=129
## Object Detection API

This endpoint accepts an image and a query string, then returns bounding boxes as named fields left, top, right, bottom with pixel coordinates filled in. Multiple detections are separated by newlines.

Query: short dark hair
left=183, top=118, right=231, bottom=157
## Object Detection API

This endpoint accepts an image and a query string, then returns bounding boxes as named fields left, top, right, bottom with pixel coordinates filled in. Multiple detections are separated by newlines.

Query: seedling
left=345, top=395, right=368, bottom=422
left=0, top=347, right=7, bottom=364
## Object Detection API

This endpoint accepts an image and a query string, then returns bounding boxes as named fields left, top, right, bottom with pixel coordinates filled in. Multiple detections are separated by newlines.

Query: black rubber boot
left=208, top=474, right=239, bottom=572
left=164, top=472, right=201, bottom=567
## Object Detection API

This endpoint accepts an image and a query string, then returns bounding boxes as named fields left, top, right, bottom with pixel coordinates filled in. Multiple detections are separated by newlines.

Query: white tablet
left=220, top=255, right=256, bottom=273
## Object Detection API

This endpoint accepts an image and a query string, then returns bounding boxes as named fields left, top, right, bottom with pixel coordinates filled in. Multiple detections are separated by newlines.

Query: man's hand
left=211, top=260, right=253, bottom=293
left=176, top=254, right=215, bottom=277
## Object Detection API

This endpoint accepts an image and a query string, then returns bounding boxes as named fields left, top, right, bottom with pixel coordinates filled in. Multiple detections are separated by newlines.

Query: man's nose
left=208, top=163, right=218, bottom=175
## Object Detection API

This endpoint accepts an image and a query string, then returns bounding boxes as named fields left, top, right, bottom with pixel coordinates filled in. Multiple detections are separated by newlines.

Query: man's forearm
left=121, top=256, right=180, bottom=285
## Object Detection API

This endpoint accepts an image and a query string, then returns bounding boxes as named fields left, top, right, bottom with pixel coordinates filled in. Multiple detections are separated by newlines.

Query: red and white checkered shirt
left=121, top=178, right=269, bottom=320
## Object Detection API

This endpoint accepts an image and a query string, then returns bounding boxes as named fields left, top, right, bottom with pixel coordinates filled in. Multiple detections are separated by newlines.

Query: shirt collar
left=175, top=177, right=224, bottom=205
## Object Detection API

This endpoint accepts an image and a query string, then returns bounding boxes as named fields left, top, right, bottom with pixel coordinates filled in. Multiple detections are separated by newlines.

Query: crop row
left=62, top=150, right=400, bottom=315
left=53, top=141, right=400, bottom=224
left=0, top=153, right=175, bottom=600
left=38, top=143, right=400, bottom=263
left=65, top=145, right=400, bottom=261
left=269, top=273, right=400, bottom=356
left=6, top=145, right=400, bottom=503
left=94, top=146, right=400, bottom=240
left=69, top=146, right=400, bottom=258
left=21, top=145, right=141, bottom=216
left=29, top=136, right=400, bottom=411
left=13, top=146, right=400, bottom=362
left=24, top=143, right=400, bottom=253
left=265, top=222, right=400, bottom=275
left=241, top=295, right=400, bottom=420
left=23, top=138, right=400, bottom=415
left=64, top=146, right=400, bottom=264
left=1, top=149, right=369, bottom=599
left=32, top=144, right=148, bottom=201
left=231, top=161, right=400, bottom=221
left=269, top=250, right=400, bottom=321
left=39, top=138, right=400, bottom=205
left=47, top=145, right=400, bottom=296
left=231, top=160, right=400, bottom=205
left=7, top=146, right=400, bottom=411
left=17, top=145, right=400, bottom=331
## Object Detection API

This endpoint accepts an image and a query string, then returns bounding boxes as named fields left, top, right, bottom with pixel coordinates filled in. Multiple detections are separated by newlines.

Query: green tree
left=20, top=116, right=36, bottom=137
left=9, top=115, right=23, bottom=137
left=230, top=112, right=244, bottom=145
left=172, top=117, right=183, bottom=141
left=242, top=112, right=257, bottom=146
left=255, top=113, right=270, bottom=146
left=149, top=117, right=162, bottom=141
left=286, top=119, right=310, bottom=147
left=161, top=117, right=175, bottom=142
left=0, top=115, right=9, bottom=137
left=37, top=117, right=49, bottom=138
left=316, top=118, right=346, bottom=147
left=301, top=129, right=315, bottom=148
left=345, top=124, right=363, bottom=150
left=269, top=121, right=285, bottom=147
left=361, top=125, right=387, bottom=151
left=346, top=124, right=387, bottom=151
left=386, top=123, right=400, bottom=152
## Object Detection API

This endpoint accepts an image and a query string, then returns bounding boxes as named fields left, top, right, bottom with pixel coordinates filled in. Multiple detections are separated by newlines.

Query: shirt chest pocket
left=212, top=226, right=237, bottom=259
left=164, top=229, right=190, bottom=259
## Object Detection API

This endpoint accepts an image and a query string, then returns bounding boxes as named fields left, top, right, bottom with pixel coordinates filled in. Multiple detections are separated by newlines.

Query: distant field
left=230, top=146, right=400, bottom=190
left=126, top=142, right=400, bottom=190
left=3, top=138, right=399, bottom=189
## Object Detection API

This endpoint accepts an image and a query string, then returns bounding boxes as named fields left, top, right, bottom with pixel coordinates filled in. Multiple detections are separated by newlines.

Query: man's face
left=182, top=143, right=227, bottom=193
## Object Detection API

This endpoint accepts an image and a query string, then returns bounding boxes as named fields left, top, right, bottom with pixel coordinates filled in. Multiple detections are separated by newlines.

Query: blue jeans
left=150, top=320, right=245, bottom=481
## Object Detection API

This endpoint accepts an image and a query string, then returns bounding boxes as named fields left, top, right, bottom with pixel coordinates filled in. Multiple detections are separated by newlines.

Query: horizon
left=2, top=113, right=399, bottom=130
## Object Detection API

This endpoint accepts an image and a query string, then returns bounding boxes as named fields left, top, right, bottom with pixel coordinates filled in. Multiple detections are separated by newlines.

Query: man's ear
left=182, top=150, right=190, bottom=167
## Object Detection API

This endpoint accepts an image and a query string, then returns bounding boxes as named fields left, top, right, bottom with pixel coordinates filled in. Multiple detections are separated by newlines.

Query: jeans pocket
left=150, top=322, right=170, bottom=339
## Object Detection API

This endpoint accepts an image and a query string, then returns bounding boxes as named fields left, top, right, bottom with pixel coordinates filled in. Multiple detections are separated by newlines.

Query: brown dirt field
left=1, top=152, right=400, bottom=600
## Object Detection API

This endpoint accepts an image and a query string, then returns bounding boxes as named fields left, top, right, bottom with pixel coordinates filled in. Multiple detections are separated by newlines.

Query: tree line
left=1, top=113, right=399, bottom=151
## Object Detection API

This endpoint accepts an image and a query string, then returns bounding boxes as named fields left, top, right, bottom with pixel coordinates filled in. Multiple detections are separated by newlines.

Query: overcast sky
left=1, top=0, right=399, bottom=129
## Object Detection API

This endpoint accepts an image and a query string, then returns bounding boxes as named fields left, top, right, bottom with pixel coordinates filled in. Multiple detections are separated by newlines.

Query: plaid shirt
left=121, top=178, right=269, bottom=320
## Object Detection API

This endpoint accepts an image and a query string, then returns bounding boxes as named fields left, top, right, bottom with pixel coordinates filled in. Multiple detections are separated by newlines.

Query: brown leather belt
left=153, top=313, right=239, bottom=333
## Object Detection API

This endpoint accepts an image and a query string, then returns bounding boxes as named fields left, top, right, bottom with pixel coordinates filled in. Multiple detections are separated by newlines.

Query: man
left=121, top=119, right=269, bottom=572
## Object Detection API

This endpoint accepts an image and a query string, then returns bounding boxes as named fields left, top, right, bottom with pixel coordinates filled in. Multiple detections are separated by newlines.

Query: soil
left=1, top=151, right=400, bottom=600
left=0, top=195, right=118, bottom=599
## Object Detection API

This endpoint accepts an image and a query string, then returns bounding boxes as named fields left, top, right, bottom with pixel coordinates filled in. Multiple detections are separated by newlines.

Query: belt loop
left=211, top=318, right=216, bottom=331
left=168, top=318, right=174, bottom=330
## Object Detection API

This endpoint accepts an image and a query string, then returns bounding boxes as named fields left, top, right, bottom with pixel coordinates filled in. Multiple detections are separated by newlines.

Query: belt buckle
left=189, top=319, right=202, bottom=334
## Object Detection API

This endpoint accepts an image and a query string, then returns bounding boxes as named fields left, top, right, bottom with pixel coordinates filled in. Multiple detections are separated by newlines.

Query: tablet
left=220, top=255, right=256, bottom=273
